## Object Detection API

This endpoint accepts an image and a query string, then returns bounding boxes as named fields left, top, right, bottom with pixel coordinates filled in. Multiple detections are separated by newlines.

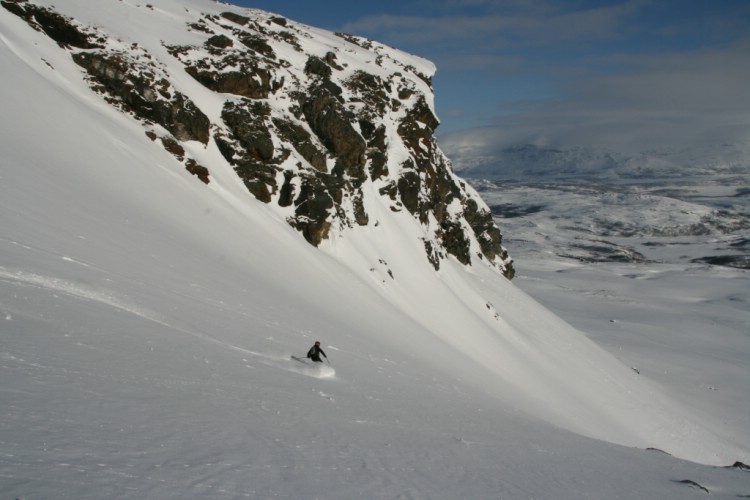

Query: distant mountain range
left=444, top=141, right=750, bottom=183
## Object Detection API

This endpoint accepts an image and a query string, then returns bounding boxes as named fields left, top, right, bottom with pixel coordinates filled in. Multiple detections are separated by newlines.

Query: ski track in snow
left=0, top=267, right=153, bottom=319
left=0, top=266, right=337, bottom=379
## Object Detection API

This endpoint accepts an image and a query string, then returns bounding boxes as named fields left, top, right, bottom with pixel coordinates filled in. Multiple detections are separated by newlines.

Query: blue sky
left=233, top=0, right=750, bottom=152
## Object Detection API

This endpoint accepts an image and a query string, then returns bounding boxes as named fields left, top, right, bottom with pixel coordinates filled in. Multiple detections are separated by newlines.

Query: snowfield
left=1, top=0, right=749, bottom=498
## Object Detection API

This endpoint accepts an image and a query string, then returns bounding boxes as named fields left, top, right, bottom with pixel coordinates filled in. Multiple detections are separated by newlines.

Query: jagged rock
left=269, top=16, right=287, bottom=27
left=272, top=30, right=302, bottom=52
left=397, top=95, right=440, bottom=169
left=239, top=34, right=275, bottom=59
left=423, top=240, right=442, bottom=271
left=160, top=136, right=185, bottom=160
left=182, top=57, right=275, bottom=99
left=358, top=121, right=388, bottom=180
left=220, top=11, right=250, bottom=26
left=216, top=100, right=280, bottom=203
left=290, top=178, right=334, bottom=246
left=324, top=52, right=344, bottom=71
left=72, top=52, right=210, bottom=144
left=397, top=169, right=422, bottom=218
left=187, top=21, right=213, bottom=34
left=1, top=0, right=101, bottom=49
left=345, top=70, right=390, bottom=115
left=303, top=86, right=367, bottom=184
left=351, top=191, right=369, bottom=226
left=464, top=197, right=514, bottom=277
left=440, top=220, right=472, bottom=266
left=304, top=56, right=332, bottom=79
left=185, top=159, right=210, bottom=184
left=166, top=31, right=280, bottom=99
left=218, top=147, right=276, bottom=203
left=335, top=32, right=373, bottom=50
left=278, top=171, right=295, bottom=207
left=318, top=80, right=344, bottom=99
left=379, top=182, right=400, bottom=210
left=272, top=117, right=328, bottom=172
left=205, top=34, right=233, bottom=49
left=221, top=101, right=274, bottom=162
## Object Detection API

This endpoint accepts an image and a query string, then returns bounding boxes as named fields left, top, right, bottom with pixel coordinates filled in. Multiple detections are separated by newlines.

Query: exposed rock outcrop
left=71, top=51, right=210, bottom=144
left=302, top=85, right=367, bottom=183
left=4, top=0, right=514, bottom=278
left=1, top=0, right=101, bottom=49
left=215, top=99, right=279, bottom=202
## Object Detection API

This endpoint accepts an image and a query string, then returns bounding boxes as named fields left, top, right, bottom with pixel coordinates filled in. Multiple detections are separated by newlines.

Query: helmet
left=315, top=341, right=320, bottom=346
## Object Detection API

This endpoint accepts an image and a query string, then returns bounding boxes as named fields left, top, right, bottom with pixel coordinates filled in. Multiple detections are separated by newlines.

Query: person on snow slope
left=307, top=341, right=327, bottom=363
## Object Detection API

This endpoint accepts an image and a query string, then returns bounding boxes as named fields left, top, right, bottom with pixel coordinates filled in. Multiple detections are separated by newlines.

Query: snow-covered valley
left=1, top=0, right=749, bottom=498
left=473, top=176, right=750, bottom=462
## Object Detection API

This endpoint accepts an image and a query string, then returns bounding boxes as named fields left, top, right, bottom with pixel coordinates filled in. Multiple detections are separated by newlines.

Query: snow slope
left=1, top=1, right=749, bottom=498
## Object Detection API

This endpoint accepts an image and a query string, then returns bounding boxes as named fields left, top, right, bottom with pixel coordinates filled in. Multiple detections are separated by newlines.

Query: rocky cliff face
left=2, top=0, right=513, bottom=278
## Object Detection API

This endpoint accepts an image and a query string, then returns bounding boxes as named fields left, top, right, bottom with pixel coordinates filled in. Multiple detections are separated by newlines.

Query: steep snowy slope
left=1, top=1, right=749, bottom=498
left=2, top=0, right=512, bottom=278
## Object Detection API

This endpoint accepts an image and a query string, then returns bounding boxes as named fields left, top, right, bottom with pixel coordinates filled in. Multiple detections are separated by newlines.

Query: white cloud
left=339, top=1, right=750, bottom=157
left=441, top=38, right=750, bottom=154
left=341, top=1, right=643, bottom=50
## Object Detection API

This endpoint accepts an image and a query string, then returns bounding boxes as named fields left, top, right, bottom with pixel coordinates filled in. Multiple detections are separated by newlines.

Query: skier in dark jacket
left=307, top=341, right=327, bottom=363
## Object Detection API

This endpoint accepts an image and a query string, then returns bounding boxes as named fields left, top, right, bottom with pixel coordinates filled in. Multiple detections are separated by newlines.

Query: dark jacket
left=307, top=344, right=327, bottom=362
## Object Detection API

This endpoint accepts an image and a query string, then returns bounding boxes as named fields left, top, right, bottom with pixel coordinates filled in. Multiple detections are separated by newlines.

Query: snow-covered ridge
left=1, top=0, right=512, bottom=277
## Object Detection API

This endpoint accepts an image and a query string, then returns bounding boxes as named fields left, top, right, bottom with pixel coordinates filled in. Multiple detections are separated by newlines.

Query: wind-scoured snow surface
left=1, top=1, right=749, bottom=498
